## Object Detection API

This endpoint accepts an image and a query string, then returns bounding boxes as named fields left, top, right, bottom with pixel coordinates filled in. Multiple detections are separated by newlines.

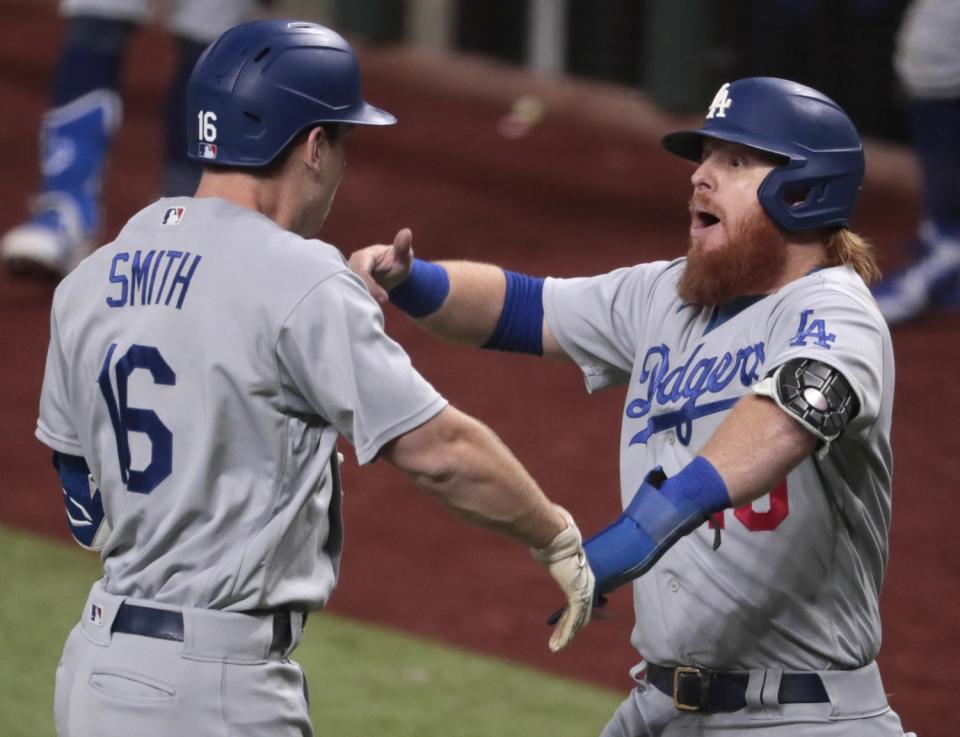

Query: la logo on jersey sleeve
left=788, top=309, right=837, bottom=349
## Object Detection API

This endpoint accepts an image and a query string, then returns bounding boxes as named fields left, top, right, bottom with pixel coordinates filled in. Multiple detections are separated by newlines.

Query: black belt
left=111, top=603, right=293, bottom=653
left=647, top=663, right=829, bottom=713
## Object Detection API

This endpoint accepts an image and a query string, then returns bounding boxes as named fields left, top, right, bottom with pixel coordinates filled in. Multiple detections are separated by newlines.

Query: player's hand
left=348, top=228, right=415, bottom=305
left=547, top=589, right=608, bottom=626
left=530, top=506, right=595, bottom=652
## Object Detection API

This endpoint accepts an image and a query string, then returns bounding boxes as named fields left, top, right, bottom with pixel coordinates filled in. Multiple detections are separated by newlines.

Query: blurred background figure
left=873, top=0, right=960, bottom=323
left=0, top=0, right=262, bottom=279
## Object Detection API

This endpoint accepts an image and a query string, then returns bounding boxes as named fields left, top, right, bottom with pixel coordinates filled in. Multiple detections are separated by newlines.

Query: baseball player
left=1, top=0, right=262, bottom=278
left=872, top=0, right=960, bottom=322
left=37, top=20, right=594, bottom=737
left=350, top=78, right=915, bottom=735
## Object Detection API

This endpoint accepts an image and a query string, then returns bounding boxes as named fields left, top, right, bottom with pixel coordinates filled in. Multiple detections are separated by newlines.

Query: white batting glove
left=530, top=505, right=595, bottom=652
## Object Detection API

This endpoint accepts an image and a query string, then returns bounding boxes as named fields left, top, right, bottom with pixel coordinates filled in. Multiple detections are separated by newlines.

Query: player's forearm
left=387, top=258, right=561, bottom=358
left=414, top=428, right=566, bottom=547
left=414, top=261, right=507, bottom=346
left=582, top=394, right=817, bottom=595
left=699, top=393, right=817, bottom=507
left=383, top=406, right=594, bottom=652
left=425, top=466, right=564, bottom=550
left=382, top=407, right=564, bottom=547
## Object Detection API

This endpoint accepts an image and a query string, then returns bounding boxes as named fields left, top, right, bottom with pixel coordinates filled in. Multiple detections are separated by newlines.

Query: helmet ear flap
left=757, top=169, right=794, bottom=231
left=782, top=183, right=814, bottom=208
left=759, top=167, right=822, bottom=232
left=758, top=152, right=863, bottom=232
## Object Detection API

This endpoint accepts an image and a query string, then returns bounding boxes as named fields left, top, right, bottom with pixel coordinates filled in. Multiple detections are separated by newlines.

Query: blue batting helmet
left=662, top=77, right=865, bottom=231
left=186, top=19, right=395, bottom=167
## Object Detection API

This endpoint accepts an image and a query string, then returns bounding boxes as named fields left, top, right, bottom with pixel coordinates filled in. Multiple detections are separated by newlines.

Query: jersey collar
left=703, top=294, right=766, bottom=335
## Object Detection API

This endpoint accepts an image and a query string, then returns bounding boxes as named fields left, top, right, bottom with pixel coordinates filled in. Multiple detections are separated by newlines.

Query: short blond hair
left=824, top=229, right=881, bottom=284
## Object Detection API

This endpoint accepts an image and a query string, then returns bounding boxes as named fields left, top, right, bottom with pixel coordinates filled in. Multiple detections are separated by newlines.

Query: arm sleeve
left=758, top=286, right=889, bottom=434
left=36, top=306, right=83, bottom=455
left=543, top=261, right=676, bottom=392
left=277, top=269, right=448, bottom=465
left=54, top=451, right=110, bottom=552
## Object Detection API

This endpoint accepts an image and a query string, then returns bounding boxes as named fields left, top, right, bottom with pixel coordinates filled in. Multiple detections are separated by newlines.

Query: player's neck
left=770, top=236, right=829, bottom=292
left=193, top=169, right=315, bottom=236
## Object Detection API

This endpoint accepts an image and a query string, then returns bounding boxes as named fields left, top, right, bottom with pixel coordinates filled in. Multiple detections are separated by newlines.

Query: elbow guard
left=752, top=357, right=860, bottom=446
left=54, top=452, right=111, bottom=551
left=584, top=457, right=730, bottom=594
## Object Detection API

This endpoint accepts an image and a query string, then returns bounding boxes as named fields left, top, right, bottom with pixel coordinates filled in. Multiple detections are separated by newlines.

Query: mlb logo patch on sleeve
left=90, top=604, right=103, bottom=626
left=161, top=207, right=185, bottom=226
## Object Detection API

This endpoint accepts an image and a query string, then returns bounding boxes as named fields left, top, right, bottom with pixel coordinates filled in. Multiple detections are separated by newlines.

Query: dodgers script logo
left=626, top=341, right=765, bottom=446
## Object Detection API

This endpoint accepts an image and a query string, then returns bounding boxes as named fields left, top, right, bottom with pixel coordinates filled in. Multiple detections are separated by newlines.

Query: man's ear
left=302, top=126, right=328, bottom=171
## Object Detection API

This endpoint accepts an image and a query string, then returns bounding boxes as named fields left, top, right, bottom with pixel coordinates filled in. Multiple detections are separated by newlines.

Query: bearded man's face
left=677, top=139, right=787, bottom=306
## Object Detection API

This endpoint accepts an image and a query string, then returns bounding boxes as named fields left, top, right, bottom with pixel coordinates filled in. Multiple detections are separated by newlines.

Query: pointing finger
left=393, top=228, right=413, bottom=260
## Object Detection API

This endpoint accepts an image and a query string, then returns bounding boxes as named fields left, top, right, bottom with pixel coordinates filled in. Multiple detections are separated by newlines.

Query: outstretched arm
left=348, top=230, right=570, bottom=360
left=379, top=405, right=594, bottom=651
left=700, top=393, right=817, bottom=506
left=584, top=393, right=817, bottom=595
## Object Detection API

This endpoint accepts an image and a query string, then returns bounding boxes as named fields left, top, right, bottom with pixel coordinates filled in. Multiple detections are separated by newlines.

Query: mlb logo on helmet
left=161, top=207, right=185, bottom=226
left=199, top=142, right=218, bottom=159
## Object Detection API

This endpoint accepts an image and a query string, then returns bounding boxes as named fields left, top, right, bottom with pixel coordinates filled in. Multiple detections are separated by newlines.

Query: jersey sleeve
left=543, top=261, right=675, bottom=392
left=36, top=306, right=84, bottom=455
left=760, top=285, right=890, bottom=433
left=277, top=269, right=448, bottom=465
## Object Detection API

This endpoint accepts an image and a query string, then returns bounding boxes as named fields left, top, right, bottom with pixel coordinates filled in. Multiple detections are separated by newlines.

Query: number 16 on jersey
left=97, top=343, right=176, bottom=494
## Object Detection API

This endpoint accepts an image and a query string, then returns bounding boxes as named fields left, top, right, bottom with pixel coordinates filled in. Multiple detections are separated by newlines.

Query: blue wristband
left=481, top=269, right=545, bottom=355
left=388, top=259, right=450, bottom=317
left=652, top=456, right=731, bottom=520
left=584, top=457, right=730, bottom=593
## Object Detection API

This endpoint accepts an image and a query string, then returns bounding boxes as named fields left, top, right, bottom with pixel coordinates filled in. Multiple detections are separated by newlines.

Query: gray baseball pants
left=55, top=580, right=311, bottom=737
left=599, top=661, right=914, bottom=737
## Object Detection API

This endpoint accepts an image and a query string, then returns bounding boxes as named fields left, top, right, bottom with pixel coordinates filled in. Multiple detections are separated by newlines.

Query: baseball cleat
left=3, top=90, right=120, bottom=278
left=1, top=193, right=94, bottom=279
left=872, top=226, right=960, bottom=324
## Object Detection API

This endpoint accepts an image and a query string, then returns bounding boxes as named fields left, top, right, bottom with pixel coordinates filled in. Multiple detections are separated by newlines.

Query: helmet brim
left=343, top=101, right=397, bottom=127
left=662, top=129, right=793, bottom=164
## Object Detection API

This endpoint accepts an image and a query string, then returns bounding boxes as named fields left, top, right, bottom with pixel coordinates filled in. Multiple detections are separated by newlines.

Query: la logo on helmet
left=706, top=83, right=732, bottom=119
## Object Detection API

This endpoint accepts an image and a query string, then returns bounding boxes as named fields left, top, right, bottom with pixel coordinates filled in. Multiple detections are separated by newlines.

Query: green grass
left=0, top=526, right=621, bottom=736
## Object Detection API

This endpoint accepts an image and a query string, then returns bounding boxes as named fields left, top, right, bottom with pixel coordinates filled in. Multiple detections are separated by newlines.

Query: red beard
left=677, top=205, right=787, bottom=307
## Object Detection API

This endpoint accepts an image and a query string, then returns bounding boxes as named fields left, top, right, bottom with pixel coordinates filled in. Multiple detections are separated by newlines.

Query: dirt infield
left=0, top=6, right=956, bottom=734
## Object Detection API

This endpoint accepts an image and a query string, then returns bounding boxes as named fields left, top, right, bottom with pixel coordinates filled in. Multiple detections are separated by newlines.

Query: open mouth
left=692, top=210, right=721, bottom=230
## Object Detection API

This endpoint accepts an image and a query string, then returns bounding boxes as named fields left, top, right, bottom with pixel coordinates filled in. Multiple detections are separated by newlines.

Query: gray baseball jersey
left=37, top=196, right=447, bottom=612
left=544, top=260, right=893, bottom=671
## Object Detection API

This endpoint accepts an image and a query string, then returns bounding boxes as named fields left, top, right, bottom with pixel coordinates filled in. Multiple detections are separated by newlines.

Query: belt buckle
left=673, top=666, right=706, bottom=712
